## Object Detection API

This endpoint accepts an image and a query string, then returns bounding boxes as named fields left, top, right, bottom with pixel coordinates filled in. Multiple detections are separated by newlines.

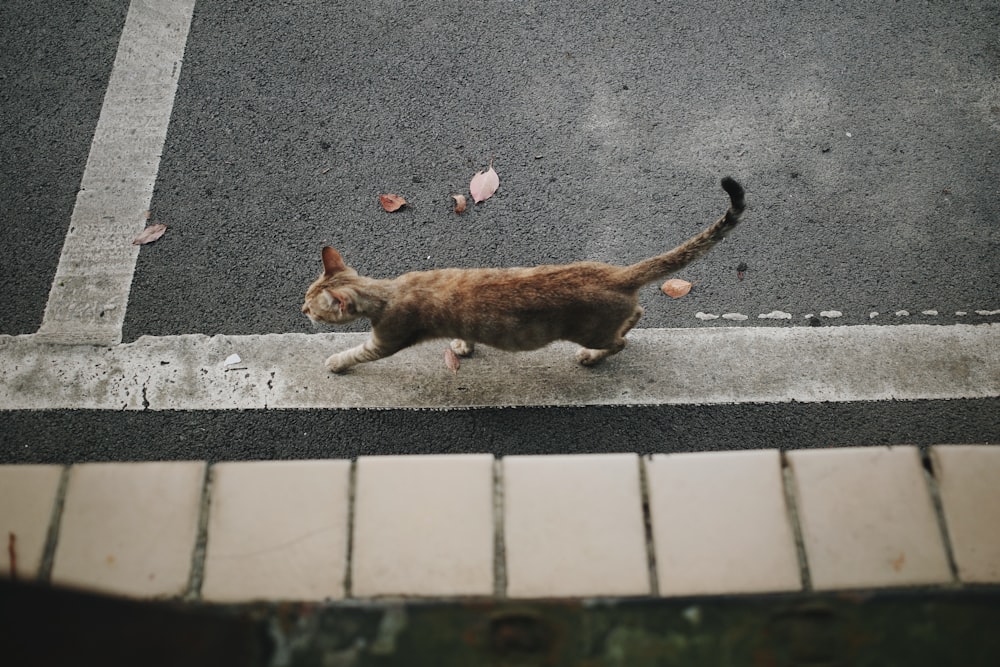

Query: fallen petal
left=223, top=353, right=241, bottom=366
left=132, top=223, right=167, bottom=245
left=452, top=194, right=467, bottom=214
left=661, top=278, right=693, bottom=298
left=378, top=193, right=407, bottom=212
left=469, top=161, right=499, bottom=203
left=444, top=347, right=460, bottom=373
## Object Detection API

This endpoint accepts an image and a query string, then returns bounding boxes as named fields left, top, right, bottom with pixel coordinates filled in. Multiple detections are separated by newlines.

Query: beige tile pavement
left=788, top=446, right=952, bottom=591
left=0, top=465, right=64, bottom=580
left=646, top=450, right=802, bottom=596
left=201, top=460, right=351, bottom=602
left=51, top=461, right=205, bottom=598
left=503, top=454, right=650, bottom=598
left=931, top=445, right=1000, bottom=583
left=351, top=454, right=495, bottom=597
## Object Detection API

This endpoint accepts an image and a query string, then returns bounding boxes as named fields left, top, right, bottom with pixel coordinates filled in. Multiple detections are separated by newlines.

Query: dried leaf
left=452, top=194, right=467, bottom=214
left=661, top=278, right=693, bottom=298
left=469, top=159, right=499, bottom=203
left=444, top=347, right=461, bottom=374
left=891, top=552, right=906, bottom=572
left=132, top=223, right=167, bottom=245
left=378, top=193, right=407, bottom=212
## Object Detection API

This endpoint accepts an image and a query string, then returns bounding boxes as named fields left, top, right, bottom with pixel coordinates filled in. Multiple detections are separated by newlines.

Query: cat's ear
left=322, top=246, right=349, bottom=276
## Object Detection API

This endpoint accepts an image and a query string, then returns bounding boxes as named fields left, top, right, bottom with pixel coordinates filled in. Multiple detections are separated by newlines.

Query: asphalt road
left=0, top=0, right=130, bottom=335
left=121, top=0, right=999, bottom=338
left=2, top=0, right=998, bottom=463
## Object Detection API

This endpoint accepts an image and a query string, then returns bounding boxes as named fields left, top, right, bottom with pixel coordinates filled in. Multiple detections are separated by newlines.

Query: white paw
left=325, top=353, right=351, bottom=373
left=450, top=339, right=474, bottom=357
left=576, top=348, right=599, bottom=366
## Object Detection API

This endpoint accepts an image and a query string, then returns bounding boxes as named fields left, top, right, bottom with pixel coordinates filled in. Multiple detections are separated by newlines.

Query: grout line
left=184, top=462, right=213, bottom=601
left=920, top=447, right=961, bottom=584
left=780, top=451, right=813, bottom=592
left=638, top=455, right=660, bottom=597
left=343, top=459, right=358, bottom=599
left=493, top=458, right=507, bottom=598
left=37, top=465, right=71, bottom=584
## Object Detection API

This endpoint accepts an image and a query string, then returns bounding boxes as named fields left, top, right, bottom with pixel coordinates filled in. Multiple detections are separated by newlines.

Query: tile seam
left=638, top=455, right=660, bottom=597
left=493, top=457, right=507, bottom=598
left=920, top=447, right=961, bottom=584
left=184, top=462, right=213, bottom=601
left=36, top=465, right=71, bottom=584
left=343, top=458, right=358, bottom=599
left=780, top=452, right=812, bottom=592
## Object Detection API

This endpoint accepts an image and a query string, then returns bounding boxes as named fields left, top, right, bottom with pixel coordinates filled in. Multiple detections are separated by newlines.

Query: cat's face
left=302, top=247, right=360, bottom=325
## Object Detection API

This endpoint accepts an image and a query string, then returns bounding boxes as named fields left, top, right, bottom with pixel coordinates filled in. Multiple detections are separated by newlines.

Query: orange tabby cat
left=303, top=177, right=745, bottom=372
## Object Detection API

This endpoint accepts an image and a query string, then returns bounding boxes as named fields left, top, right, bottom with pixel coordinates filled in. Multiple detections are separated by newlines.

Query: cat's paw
left=576, top=348, right=602, bottom=366
left=450, top=339, right=474, bottom=357
left=325, top=353, right=352, bottom=373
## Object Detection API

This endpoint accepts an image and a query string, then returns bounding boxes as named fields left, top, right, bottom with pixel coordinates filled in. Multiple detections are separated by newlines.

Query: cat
left=303, top=177, right=745, bottom=372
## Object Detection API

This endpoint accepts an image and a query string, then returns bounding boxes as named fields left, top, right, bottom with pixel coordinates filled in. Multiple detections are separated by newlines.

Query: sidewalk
left=3, top=445, right=999, bottom=664
left=4, top=445, right=998, bottom=601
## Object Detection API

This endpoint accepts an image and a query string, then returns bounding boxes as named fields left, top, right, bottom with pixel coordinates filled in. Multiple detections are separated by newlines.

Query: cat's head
left=302, top=246, right=362, bottom=325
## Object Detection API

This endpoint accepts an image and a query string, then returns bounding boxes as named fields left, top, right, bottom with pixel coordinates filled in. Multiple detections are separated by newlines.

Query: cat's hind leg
left=326, top=335, right=399, bottom=372
left=450, top=339, right=475, bottom=357
left=575, top=306, right=643, bottom=366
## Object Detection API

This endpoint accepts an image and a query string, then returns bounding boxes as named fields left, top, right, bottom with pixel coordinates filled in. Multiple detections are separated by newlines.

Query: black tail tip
left=720, top=176, right=746, bottom=211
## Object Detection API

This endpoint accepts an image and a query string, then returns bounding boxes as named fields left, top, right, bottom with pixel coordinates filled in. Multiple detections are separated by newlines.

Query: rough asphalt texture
left=121, top=0, right=1000, bottom=337
left=4, top=400, right=998, bottom=464
left=0, top=0, right=130, bottom=335
left=2, top=1, right=998, bottom=462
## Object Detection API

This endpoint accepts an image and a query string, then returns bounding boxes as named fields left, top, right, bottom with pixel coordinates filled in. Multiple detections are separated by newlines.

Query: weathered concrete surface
left=2, top=324, right=997, bottom=411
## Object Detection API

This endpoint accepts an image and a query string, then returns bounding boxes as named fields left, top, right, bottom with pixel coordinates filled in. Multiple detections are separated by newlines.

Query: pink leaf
left=444, top=347, right=461, bottom=374
left=378, top=193, right=407, bottom=212
left=661, top=278, right=693, bottom=298
left=132, top=223, right=167, bottom=245
left=469, top=159, right=499, bottom=203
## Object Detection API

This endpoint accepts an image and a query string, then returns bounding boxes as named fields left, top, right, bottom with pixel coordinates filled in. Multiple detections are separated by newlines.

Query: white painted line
left=35, top=0, right=196, bottom=346
left=1, top=324, right=997, bottom=410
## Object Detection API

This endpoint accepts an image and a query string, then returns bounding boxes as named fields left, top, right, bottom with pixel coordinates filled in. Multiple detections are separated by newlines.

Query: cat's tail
left=619, top=177, right=746, bottom=288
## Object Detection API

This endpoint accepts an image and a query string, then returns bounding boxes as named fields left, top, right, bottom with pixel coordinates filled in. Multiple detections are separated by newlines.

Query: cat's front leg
left=325, top=337, right=395, bottom=373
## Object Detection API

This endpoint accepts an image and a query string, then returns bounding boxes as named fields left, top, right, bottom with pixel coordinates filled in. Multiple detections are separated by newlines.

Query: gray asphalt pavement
left=1, top=0, right=130, bottom=335
left=121, top=0, right=999, bottom=338
left=5, top=400, right=998, bottom=464
left=2, top=0, right=998, bottom=463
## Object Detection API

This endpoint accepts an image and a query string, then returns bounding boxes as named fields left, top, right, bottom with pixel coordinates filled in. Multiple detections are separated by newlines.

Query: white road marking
left=2, top=324, right=997, bottom=410
left=35, top=0, right=196, bottom=346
